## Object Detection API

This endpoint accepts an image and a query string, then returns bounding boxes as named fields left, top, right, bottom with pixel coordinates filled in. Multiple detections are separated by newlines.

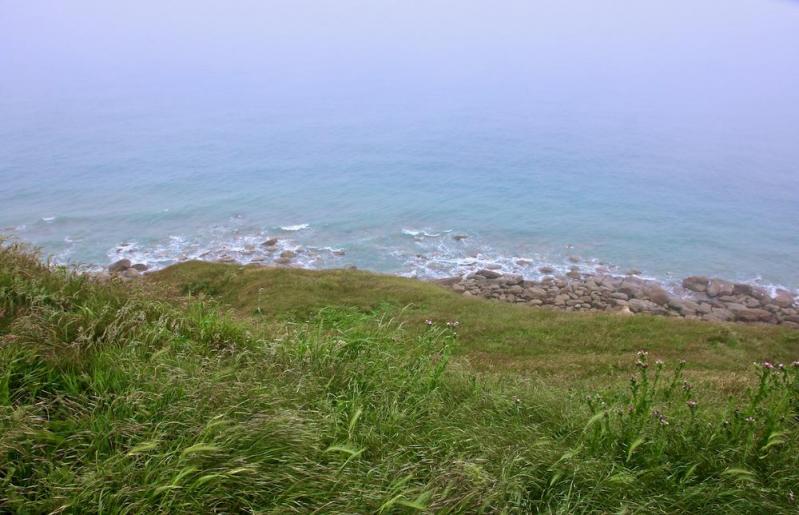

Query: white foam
left=42, top=217, right=56, bottom=222
left=280, top=224, right=309, bottom=232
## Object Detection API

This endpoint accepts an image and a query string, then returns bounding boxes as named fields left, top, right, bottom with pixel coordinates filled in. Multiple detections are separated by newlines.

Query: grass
left=2, top=244, right=799, bottom=512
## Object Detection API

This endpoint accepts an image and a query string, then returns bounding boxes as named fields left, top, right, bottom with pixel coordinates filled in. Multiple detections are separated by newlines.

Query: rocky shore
left=105, top=251, right=798, bottom=328
left=437, top=269, right=799, bottom=328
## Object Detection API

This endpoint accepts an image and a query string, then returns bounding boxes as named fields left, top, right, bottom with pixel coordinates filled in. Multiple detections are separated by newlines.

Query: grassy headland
left=2, top=244, right=799, bottom=512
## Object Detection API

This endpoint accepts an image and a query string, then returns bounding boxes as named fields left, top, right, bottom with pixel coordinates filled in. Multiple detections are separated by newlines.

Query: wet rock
left=707, top=279, right=734, bottom=298
left=452, top=234, right=468, bottom=241
left=568, top=255, right=580, bottom=263
left=538, top=266, right=555, bottom=274
left=627, top=269, right=641, bottom=276
left=108, top=259, right=132, bottom=273
left=682, top=276, right=709, bottom=293
left=262, top=238, right=278, bottom=247
left=475, top=269, right=502, bottom=279
left=516, top=259, right=532, bottom=266
left=131, top=263, right=149, bottom=272
left=280, top=250, right=296, bottom=259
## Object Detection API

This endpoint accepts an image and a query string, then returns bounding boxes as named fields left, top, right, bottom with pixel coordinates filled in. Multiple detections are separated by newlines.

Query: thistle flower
left=425, top=319, right=433, bottom=326
left=687, top=399, right=698, bottom=410
left=762, top=361, right=774, bottom=370
left=683, top=380, right=693, bottom=391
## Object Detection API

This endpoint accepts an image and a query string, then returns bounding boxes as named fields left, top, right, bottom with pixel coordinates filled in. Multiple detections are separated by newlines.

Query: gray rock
left=501, top=273, right=524, bottom=285
left=280, top=250, right=296, bottom=259
left=527, top=287, right=548, bottom=298
left=262, top=238, right=278, bottom=247
left=682, top=276, right=709, bottom=293
left=730, top=307, right=773, bottom=323
left=475, top=269, right=502, bottom=279
left=568, top=255, right=580, bottom=263
left=538, top=266, right=555, bottom=274
left=774, top=291, right=795, bottom=308
left=131, top=263, right=149, bottom=272
left=707, top=279, right=734, bottom=298
left=629, top=298, right=658, bottom=313
left=109, top=259, right=132, bottom=273
left=644, top=286, right=671, bottom=306
left=554, top=294, right=569, bottom=306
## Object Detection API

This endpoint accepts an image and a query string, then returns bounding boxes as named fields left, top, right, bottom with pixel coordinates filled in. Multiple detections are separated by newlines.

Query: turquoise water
left=1, top=2, right=798, bottom=292
left=2, top=87, right=798, bottom=291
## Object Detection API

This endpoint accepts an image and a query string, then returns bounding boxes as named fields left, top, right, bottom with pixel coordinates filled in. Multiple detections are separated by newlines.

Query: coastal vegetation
left=2, top=242, right=799, bottom=512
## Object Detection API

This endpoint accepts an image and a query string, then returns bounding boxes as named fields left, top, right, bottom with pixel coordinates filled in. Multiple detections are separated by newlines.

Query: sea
left=1, top=2, right=798, bottom=294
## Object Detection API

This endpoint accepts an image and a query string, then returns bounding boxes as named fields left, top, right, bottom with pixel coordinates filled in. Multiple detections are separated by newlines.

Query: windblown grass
left=2, top=243, right=799, bottom=512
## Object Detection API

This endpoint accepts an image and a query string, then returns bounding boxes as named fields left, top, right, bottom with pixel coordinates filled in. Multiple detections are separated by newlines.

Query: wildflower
left=635, top=360, right=648, bottom=369
left=652, top=410, right=669, bottom=426
left=425, top=319, right=433, bottom=326
left=682, top=380, right=693, bottom=391
left=745, top=416, right=755, bottom=423
left=789, top=490, right=795, bottom=504
left=687, top=399, right=698, bottom=411
left=762, top=361, right=774, bottom=370
left=679, top=359, right=686, bottom=365
left=655, top=359, right=664, bottom=367
left=636, top=350, right=649, bottom=358
left=792, top=360, right=799, bottom=368
left=778, top=363, right=785, bottom=370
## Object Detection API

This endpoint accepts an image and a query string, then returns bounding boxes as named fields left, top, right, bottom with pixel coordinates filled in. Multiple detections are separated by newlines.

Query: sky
left=2, top=0, right=798, bottom=110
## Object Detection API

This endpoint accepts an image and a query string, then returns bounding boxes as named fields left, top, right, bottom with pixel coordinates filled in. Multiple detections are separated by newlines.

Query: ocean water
left=1, top=2, right=798, bottom=293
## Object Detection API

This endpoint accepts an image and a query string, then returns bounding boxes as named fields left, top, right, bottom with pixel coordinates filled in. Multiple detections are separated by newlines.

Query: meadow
left=2, top=242, right=799, bottom=512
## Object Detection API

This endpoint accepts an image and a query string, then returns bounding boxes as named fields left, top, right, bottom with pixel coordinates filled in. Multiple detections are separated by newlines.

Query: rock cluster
left=441, top=270, right=799, bottom=328
left=107, top=259, right=149, bottom=279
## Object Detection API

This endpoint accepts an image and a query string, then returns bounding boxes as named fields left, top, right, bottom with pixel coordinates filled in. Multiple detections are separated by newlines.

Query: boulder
left=538, top=266, right=555, bottom=274
left=682, top=276, right=709, bottom=293
left=131, top=263, right=149, bottom=272
left=500, top=273, right=524, bottom=285
left=730, top=307, right=773, bottom=323
left=108, top=259, right=132, bottom=273
left=644, top=286, right=671, bottom=306
left=629, top=298, right=659, bottom=313
left=280, top=250, right=296, bottom=259
left=774, top=291, right=795, bottom=308
left=452, top=234, right=468, bottom=241
left=706, top=279, right=734, bottom=298
left=262, top=238, right=278, bottom=247
left=475, top=269, right=502, bottom=279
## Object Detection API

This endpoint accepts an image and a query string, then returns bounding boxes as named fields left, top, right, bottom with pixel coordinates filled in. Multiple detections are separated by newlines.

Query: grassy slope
left=153, top=261, right=799, bottom=391
left=2, top=248, right=799, bottom=512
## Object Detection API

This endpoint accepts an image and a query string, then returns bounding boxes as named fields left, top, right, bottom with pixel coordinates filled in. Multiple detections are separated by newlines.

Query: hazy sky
left=2, top=0, right=798, bottom=109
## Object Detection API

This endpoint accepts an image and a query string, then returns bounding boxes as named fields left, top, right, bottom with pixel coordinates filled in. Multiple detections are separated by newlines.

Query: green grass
left=2, top=245, right=799, bottom=512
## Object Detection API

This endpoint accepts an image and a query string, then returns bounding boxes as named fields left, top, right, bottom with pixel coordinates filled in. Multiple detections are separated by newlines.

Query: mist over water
left=2, top=1, right=799, bottom=290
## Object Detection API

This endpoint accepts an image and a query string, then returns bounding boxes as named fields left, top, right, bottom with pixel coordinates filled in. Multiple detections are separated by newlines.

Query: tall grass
left=1, top=241, right=798, bottom=512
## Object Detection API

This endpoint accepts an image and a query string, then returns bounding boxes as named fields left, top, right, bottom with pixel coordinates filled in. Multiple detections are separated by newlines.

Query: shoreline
left=434, top=269, right=799, bottom=328
left=104, top=254, right=799, bottom=328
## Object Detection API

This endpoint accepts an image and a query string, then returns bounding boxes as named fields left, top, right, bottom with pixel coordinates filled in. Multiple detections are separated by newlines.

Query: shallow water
left=1, top=2, right=798, bottom=292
